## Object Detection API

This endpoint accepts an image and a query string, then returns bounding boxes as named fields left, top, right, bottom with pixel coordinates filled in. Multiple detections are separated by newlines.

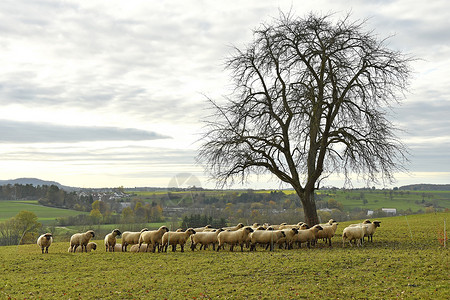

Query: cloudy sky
left=0, top=0, right=448, bottom=189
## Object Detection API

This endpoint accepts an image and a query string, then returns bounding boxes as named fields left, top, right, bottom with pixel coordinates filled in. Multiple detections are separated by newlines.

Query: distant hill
left=399, top=184, right=450, bottom=191
left=0, top=178, right=78, bottom=191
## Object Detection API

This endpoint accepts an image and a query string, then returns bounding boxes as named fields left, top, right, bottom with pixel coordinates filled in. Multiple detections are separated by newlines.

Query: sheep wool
left=37, top=233, right=53, bottom=254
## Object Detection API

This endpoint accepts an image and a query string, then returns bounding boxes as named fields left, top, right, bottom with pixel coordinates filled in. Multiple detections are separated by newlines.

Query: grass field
left=0, top=200, right=87, bottom=224
left=0, top=212, right=448, bottom=299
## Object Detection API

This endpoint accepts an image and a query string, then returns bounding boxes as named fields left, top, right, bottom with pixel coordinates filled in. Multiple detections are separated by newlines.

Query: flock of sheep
left=36, top=219, right=381, bottom=254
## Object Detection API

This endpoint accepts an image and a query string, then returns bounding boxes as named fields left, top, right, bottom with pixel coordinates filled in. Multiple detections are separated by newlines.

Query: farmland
left=0, top=212, right=448, bottom=299
left=0, top=200, right=87, bottom=224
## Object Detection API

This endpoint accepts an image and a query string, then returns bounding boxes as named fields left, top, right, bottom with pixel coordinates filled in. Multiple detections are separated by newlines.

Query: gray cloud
left=0, top=120, right=170, bottom=143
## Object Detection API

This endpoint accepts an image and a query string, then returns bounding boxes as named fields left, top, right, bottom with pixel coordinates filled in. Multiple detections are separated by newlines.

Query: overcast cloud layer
left=0, top=0, right=449, bottom=188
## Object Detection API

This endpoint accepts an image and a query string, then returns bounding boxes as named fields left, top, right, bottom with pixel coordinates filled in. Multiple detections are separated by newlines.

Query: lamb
left=69, top=230, right=95, bottom=252
left=68, top=242, right=97, bottom=252
left=138, top=226, right=169, bottom=252
left=217, top=226, right=254, bottom=252
left=250, top=230, right=286, bottom=251
left=193, top=225, right=212, bottom=232
left=316, top=220, right=338, bottom=247
left=37, top=233, right=53, bottom=254
left=114, top=243, right=123, bottom=252
left=104, top=229, right=122, bottom=252
left=190, top=229, right=224, bottom=251
left=342, top=225, right=366, bottom=247
left=222, top=223, right=244, bottom=231
left=161, top=228, right=196, bottom=252
left=294, top=225, right=323, bottom=248
left=121, top=228, right=148, bottom=252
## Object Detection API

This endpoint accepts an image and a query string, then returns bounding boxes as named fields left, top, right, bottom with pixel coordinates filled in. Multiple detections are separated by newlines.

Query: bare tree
left=198, top=12, right=412, bottom=226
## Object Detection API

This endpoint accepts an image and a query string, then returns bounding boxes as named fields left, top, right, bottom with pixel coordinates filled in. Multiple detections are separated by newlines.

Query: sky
left=0, top=0, right=449, bottom=189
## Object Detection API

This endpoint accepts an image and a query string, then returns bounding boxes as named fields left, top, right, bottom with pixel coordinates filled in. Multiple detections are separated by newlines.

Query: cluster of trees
left=0, top=211, right=41, bottom=246
left=118, top=200, right=163, bottom=224
left=180, top=214, right=227, bottom=230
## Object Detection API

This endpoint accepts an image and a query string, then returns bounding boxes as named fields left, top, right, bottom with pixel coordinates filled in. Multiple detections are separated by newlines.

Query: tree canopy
left=198, top=12, right=412, bottom=225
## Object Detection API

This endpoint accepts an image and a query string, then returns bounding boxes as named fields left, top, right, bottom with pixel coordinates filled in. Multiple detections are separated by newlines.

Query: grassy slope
left=0, top=200, right=87, bottom=224
left=0, top=212, right=448, bottom=299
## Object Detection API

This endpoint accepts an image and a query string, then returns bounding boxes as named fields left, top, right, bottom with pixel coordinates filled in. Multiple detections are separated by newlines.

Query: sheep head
left=113, top=229, right=122, bottom=236
left=87, top=230, right=95, bottom=238
left=140, top=228, right=149, bottom=233
left=373, top=221, right=381, bottom=227
left=291, top=228, right=299, bottom=234
left=186, top=228, right=196, bottom=235
left=44, top=233, right=53, bottom=240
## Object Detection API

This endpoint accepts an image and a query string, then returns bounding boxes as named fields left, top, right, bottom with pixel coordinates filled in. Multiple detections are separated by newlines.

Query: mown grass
left=1, top=212, right=448, bottom=299
left=0, top=201, right=87, bottom=224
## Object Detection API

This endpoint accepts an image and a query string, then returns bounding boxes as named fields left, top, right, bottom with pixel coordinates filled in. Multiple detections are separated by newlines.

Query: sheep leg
left=171, top=245, right=176, bottom=252
left=45, top=247, right=49, bottom=253
left=190, top=243, right=196, bottom=251
left=180, top=244, right=184, bottom=252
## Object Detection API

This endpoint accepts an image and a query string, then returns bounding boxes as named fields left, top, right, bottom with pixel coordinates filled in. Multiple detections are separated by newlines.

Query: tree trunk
left=299, top=190, right=319, bottom=227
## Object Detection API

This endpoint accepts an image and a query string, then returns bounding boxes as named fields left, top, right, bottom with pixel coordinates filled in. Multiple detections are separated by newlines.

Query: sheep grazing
left=317, top=220, right=338, bottom=247
left=138, top=226, right=169, bottom=252
left=193, top=225, right=212, bottom=232
left=222, top=223, right=244, bottom=231
left=279, top=222, right=304, bottom=230
left=191, top=229, right=224, bottom=251
left=217, top=226, right=254, bottom=252
left=161, top=228, right=196, bottom=252
left=68, top=242, right=97, bottom=253
left=250, top=230, right=286, bottom=251
left=294, top=225, right=323, bottom=248
left=37, top=233, right=53, bottom=254
left=104, top=229, right=122, bottom=252
left=342, top=225, right=366, bottom=247
left=121, top=228, right=148, bottom=252
left=69, top=230, right=95, bottom=253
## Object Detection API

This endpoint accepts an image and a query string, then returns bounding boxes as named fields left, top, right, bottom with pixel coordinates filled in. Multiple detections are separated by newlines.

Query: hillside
left=0, top=177, right=78, bottom=191
left=399, top=184, right=450, bottom=191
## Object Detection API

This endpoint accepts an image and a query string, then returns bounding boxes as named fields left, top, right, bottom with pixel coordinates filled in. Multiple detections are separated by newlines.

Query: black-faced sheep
left=37, top=233, right=53, bottom=254
left=222, top=223, right=244, bottom=231
left=250, top=230, right=286, bottom=251
left=138, top=226, right=169, bottom=252
left=121, top=228, right=148, bottom=252
left=362, top=220, right=381, bottom=242
left=342, top=225, right=366, bottom=247
left=68, top=242, right=97, bottom=252
left=294, top=225, right=323, bottom=248
left=217, top=226, right=254, bottom=252
left=161, top=228, right=196, bottom=252
left=104, top=229, right=122, bottom=252
left=70, top=230, right=95, bottom=252
left=190, top=228, right=224, bottom=251
left=317, top=220, right=338, bottom=247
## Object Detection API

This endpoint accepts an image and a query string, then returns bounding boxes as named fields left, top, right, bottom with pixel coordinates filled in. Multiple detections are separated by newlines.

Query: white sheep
left=217, top=226, right=254, bottom=252
left=190, top=228, right=224, bottom=251
left=275, top=228, right=299, bottom=249
left=121, top=228, right=148, bottom=252
left=37, top=233, right=53, bottom=254
left=362, top=220, right=381, bottom=242
left=69, top=230, right=95, bottom=252
left=113, top=243, right=123, bottom=252
left=342, top=225, right=367, bottom=247
left=161, top=228, right=196, bottom=252
left=317, top=220, right=338, bottom=247
left=68, top=242, right=97, bottom=252
left=104, top=229, right=122, bottom=252
left=250, top=230, right=286, bottom=251
left=129, top=244, right=149, bottom=252
left=222, top=223, right=244, bottom=231
left=138, top=226, right=169, bottom=252
left=294, top=225, right=323, bottom=248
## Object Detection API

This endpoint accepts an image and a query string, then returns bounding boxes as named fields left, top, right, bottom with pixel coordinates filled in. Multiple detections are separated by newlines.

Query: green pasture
left=0, top=200, right=87, bottom=224
left=0, top=212, right=448, bottom=299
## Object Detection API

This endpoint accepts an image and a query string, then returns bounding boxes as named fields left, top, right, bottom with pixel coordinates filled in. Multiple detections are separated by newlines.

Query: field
left=0, top=200, right=87, bottom=224
left=0, top=212, right=448, bottom=299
